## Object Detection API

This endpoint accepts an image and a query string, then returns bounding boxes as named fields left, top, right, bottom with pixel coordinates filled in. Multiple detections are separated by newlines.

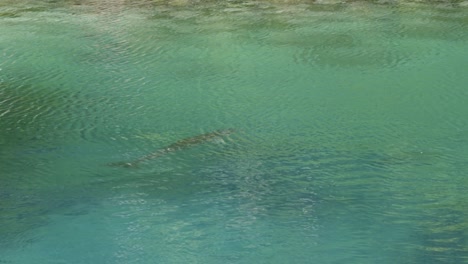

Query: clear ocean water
left=1, top=0, right=468, bottom=263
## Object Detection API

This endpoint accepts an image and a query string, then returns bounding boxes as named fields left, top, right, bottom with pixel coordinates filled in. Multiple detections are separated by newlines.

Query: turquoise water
left=1, top=0, right=468, bottom=263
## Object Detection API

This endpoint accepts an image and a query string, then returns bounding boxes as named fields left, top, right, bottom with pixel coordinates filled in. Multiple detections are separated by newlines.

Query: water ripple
left=1, top=2, right=468, bottom=262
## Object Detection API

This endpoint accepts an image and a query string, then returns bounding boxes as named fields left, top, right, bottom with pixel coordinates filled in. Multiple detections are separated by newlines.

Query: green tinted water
left=1, top=1, right=468, bottom=263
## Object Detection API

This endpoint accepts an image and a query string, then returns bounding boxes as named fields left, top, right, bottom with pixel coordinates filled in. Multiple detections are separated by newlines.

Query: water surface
left=1, top=1, right=468, bottom=263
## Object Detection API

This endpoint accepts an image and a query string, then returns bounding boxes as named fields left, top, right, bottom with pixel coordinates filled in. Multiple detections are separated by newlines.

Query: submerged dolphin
left=109, top=128, right=234, bottom=168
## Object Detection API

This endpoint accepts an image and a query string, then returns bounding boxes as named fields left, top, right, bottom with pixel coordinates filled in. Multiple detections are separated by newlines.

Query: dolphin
left=109, top=128, right=234, bottom=168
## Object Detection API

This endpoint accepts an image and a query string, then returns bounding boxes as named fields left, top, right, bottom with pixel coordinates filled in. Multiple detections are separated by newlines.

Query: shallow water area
left=1, top=0, right=468, bottom=263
